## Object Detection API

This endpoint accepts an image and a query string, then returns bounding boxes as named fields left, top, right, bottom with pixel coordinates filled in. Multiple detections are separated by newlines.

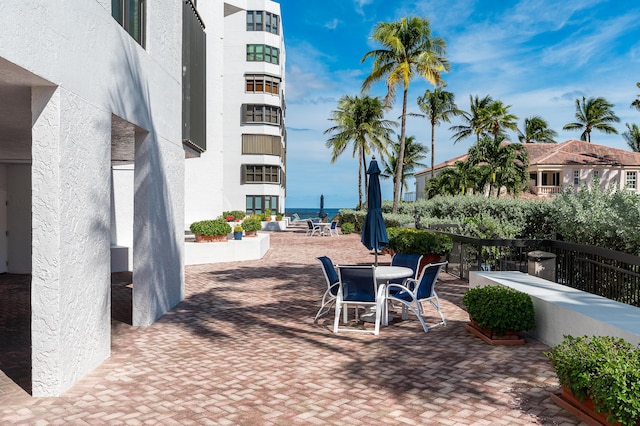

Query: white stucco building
left=0, top=0, right=206, bottom=396
left=186, top=0, right=286, bottom=224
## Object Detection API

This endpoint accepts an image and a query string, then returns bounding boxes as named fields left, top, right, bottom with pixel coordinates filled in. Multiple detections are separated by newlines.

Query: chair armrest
left=386, top=282, right=412, bottom=296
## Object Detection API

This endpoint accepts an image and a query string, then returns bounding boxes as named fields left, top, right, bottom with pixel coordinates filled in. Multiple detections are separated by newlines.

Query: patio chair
left=389, top=254, right=423, bottom=286
left=328, top=220, right=339, bottom=237
left=314, top=256, right=340, bottom=321
left=306, top=220, right=320, bottom=236
left=334, top=265, right=384, bottom=335
left=291, top=213, right=301, bottom=222
left=384, top=261, right=448, bottom=332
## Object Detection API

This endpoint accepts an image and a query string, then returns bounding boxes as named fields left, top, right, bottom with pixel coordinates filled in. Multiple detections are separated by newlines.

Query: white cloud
left=324, top=18, right=340, bottom=30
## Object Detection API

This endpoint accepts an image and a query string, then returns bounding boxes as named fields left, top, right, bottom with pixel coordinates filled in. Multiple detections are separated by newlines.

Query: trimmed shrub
left=340, top=222, right=355, bottom=234
left=189, top=219, right=232, bottom=236
left=386, top=228, right=453, bottom=256
left=463, top=285, right=535, bottom=335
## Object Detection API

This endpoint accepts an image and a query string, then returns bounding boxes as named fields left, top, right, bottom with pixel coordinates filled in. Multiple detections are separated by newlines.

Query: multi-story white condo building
left=187, top=0, right=286, bottom=223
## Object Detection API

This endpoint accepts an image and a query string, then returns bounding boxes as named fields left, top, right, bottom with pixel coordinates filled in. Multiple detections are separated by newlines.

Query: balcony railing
left=531, top=185, right=562, bottom=195
left=182, top=0, right=206, bottom=154
left=428, top=226, right=640, bottom=308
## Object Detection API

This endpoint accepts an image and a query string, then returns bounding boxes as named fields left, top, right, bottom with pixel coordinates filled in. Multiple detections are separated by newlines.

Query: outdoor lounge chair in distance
left=334, top=265, right=384, bottom=335
left=305, top=220, right=320, bottom=237
left=384, top=261, right=448, bottom=332
left=314, top=256, right=340, bottom=321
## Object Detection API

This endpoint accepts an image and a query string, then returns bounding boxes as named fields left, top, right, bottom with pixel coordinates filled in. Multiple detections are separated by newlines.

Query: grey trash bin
left=527, top=251, right=556, bottom=281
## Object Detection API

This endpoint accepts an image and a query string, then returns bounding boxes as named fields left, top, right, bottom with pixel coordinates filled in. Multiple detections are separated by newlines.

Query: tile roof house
left=414, top=140, right=640, bottom=199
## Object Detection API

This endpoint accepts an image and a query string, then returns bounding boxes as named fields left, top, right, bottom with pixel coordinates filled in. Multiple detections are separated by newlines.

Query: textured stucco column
left=133, top=130, right=184, bottom=326
left=31, top=87, right=112, bottom=396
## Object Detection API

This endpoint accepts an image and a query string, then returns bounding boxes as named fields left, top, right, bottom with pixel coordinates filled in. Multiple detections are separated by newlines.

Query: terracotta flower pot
left=551, top=386, right=625, bottom=426
left=465, top=317, right=525, bottom=345
left=195, top=234, right=227, bottom=242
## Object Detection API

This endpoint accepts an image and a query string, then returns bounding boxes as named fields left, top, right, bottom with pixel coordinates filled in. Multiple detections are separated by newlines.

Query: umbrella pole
left=374, top=249, right=378, bottom=267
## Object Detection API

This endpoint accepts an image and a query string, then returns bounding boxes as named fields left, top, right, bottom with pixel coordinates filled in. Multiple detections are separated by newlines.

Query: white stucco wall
left=1, top=0, right=185, bottom=396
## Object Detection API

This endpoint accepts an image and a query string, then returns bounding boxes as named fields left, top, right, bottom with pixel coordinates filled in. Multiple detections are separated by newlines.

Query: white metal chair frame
left=314, top=256, right=340, bottom=321
left=384, top=261, right=448, bottom=332
left=328, top=220, right=340, bottom=237
left=305, top=220, right=321, bottom=237
left=334, top=265, right=384, bottom=335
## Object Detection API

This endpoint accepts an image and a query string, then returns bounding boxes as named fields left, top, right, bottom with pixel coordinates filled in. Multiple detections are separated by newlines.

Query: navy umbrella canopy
left=361, top=156, right=388, bottom=265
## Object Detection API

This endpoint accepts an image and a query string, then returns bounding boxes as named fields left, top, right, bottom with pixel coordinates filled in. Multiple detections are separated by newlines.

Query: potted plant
left=233, top=225, right=243, bottom=240
left=462, top=285, right=535, bottom=345
left=545, top=335, right=640, bottom=426
left=189, top=219, right=231, bottom=242
left=276, top=213, right=283, bottom=221
left=241, top=216, right=262, bottom=237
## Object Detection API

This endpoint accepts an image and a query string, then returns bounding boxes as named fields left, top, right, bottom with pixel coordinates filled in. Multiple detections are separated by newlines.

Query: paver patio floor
left=0, top=225, right=585, bottom=425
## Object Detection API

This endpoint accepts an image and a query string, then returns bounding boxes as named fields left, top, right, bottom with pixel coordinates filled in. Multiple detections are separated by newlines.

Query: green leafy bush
left=462, top=285, right=535, bottom=335
left=189, top=219, right=231, bottom=236
left=241, top=216, right=262, bottom=232
left=233, top=225, right=243, bottom=232
left=545, top=335, right=640, bottom=426
left=340, top=222, right=355, bottom=234
left=222, top=210, right=246, bottom=221
left=338, top=209, right=366, bottom=232
left=386, top=228, right=453, bottom=256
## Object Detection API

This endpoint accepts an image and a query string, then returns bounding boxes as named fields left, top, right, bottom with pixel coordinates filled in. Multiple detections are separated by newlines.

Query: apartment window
left=242, top=104, right=281, bottom=125
left=242, top=165, right=281, bottom=184
left=592, top=170, right=599, bottom=181
left=112, top=0, right=146, bottom=47
left=245, top=74, right=280, bottom=95
left=247, top=44, right=279, bottom=64
left=246, top=195, right=279, bottom=215
left=247, top=11, right=279, bottom=34
left=573, top=170, right=580, bottom=185
left=626, top=171, right=637, bottom=189
left=242, top=134, right=282, bottom=156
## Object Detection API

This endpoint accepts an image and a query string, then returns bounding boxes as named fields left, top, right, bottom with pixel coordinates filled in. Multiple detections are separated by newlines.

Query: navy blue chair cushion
left=317, top=256, right=339, bottom=295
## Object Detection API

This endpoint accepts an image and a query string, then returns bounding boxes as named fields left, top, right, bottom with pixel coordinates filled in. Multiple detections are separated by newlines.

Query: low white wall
left=469, top=271, right=640, bottom=347
left=185, top=233, right=270, bottom=265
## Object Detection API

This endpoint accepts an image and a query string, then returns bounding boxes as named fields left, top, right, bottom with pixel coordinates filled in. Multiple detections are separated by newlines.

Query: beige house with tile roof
left=414, top=140, right=640, bottom=199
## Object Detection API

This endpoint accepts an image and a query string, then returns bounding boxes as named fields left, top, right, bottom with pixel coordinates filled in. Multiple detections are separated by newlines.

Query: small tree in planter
left=233, top=225, right=243, bottom=240
left=462, top=285, right=535, bottom=344
left=189, top=219, right=231, bottom=242
left=241, top=216, right=262, bottom=236
left=545, top=335, right=640, bottom=426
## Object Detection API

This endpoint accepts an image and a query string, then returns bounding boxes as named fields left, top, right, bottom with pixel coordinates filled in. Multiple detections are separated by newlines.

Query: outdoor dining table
left=312, top=222, right=332, bottom=236
left=360, top=266, right=414, bottom=325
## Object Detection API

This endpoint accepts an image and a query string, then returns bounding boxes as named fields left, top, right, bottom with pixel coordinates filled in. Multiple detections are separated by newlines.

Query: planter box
left=195, top=234, right=227, bottom=242
left=464, top=319, right=525, bottom=345
left=551, top=386, right=626, bottom=426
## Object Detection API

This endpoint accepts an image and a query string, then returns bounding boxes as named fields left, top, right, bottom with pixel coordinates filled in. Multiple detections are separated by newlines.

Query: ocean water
left=285, top=207, right=345, bottom=220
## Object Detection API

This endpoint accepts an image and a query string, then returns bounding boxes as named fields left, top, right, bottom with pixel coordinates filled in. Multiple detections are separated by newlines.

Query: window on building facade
left=626, top=171, right=637, bottom=189
left=247, top=11, right=279, bottom=34
left=246, top=195, right=279, bottom=215
left=112, top=0, right=146, bottom=47
left=242, top=165, right=281, bottom=184
left=245, top=74, right=280, bottom=95
left=593, top=170, right=599, bottom=181
left=242, top=104, right=281, bottom=125
left=242, top=134, right=282, bottom=156
left=573, top=170, right=580, bottom=185
left=247, top=44, right=279, bottom=64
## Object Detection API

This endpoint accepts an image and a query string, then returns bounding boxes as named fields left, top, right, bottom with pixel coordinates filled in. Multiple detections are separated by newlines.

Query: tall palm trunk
left=393, top=88, right=408, bottom=213
left=358, top=146, right=364, bottom=209
left=431, top=120, right=436, bottom=179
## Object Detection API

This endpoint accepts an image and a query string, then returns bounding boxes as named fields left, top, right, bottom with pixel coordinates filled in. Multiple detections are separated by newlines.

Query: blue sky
left=277, top=0, right=640, bottom=209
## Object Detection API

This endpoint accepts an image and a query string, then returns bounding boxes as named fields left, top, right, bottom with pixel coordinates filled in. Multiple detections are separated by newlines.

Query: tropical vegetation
left=518, top=116, right=557, bottom=143
left=416, top=87, right=462, bottom=178
left=361, top=16, right=449, bottom=214
left=463, top=285, right=536, bottom=336
left=562, top=96, right=620, bottom=142
left=623, top=123, right=640, bottom=152
left=380, top=135, right=428, bottom=201
left=324, top=95, right=395, bottom=209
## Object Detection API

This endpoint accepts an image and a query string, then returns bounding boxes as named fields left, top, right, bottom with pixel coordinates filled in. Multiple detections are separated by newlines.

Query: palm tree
left=324, top=95, right=396, bottom=209
left=361, top=16, right=449, bottom=213
left=632, top=83, right=640, bottom=111
left=450, top=94, right=493, bottom=143
left=468, top=135, right=529, bottom=197
left=518, top=116, right=558, bottom=143
left=623, top=123, right=640, bottom=152
left=381, top=135, right=428, bottom=200
left=476, top=100, right=519, bottom=143
left=416, top=88, right=463, bottom=178
left=562, top=96, right=620, bottom=142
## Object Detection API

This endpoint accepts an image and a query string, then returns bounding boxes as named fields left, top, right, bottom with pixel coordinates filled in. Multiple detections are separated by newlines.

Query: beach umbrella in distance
left=319, top=194, right=326, bottom=220
left=361, top=156, right=388, bottom=266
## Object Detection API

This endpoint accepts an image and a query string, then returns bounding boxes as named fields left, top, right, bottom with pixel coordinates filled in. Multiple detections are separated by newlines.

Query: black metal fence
left=431, top=226, right=640, bottom=308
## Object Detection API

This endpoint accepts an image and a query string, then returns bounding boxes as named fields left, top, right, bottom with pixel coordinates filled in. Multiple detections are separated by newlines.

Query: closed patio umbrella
left=361, top=156, right=388, bottom=266
left=319, top=194, right=326, bottom=220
